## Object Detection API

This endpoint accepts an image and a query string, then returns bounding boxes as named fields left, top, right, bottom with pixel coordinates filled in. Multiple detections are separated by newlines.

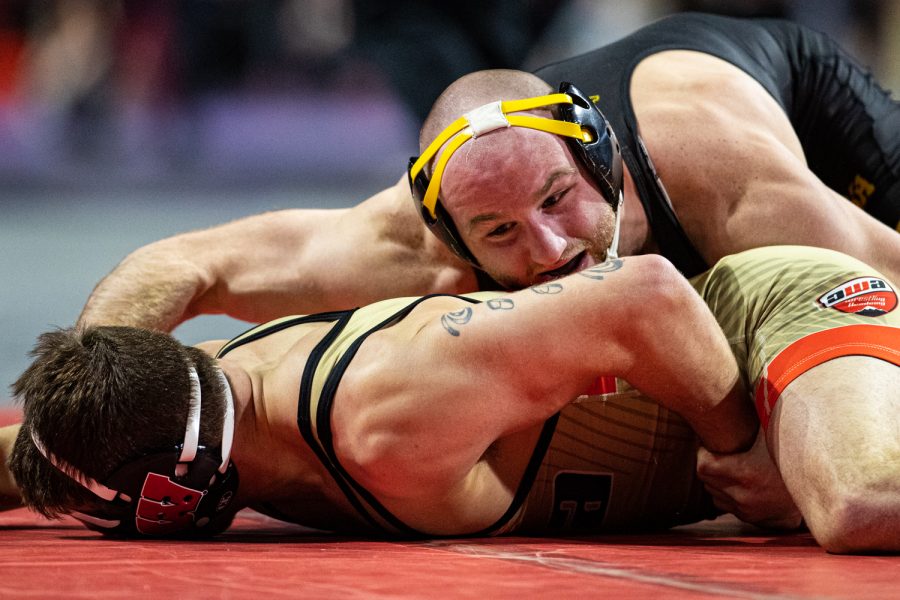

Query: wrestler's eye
left=541, top=195, right=559, bottom=209
left=541, top=191, right=565, bottom=210
left=487, top=222, right=515, bottom=238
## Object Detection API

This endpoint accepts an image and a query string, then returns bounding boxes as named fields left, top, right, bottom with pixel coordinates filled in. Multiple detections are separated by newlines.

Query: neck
left=616, top=167, right=655, bottom=256
left=217, top=358, right=326, bottom=510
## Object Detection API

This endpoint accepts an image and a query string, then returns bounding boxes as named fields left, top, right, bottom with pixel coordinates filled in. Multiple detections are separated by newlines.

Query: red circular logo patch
left=818, top=277, right=897, bottom=317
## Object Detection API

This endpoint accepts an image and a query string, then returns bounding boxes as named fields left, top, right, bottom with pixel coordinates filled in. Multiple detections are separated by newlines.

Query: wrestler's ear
left=556, top=82, right=623, bottom=209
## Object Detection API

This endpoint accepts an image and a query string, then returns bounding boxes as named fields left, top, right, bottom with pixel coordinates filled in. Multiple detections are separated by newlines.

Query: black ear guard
left=555, top=82, right=623, bottom=210
left=73, top=447, right=240, bottom=537
left=408, top=156, right=482, bottom=266
left=32, top=367, right=239, bottom=537
left=408, top=82, right=623, bottom=268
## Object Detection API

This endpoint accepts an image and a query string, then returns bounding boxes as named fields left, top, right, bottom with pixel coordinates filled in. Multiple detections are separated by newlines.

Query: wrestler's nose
left=527, top=220, right=567, bottom=266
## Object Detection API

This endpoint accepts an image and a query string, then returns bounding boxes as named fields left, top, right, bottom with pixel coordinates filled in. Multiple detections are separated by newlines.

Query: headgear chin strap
left=408, top=82, right=623, bottom=267
left=31, top=366, right=239, bottom=537
left=606, top=190, right=624, bottom=260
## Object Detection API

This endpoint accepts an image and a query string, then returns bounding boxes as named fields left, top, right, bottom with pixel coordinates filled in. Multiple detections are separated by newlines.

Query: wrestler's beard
left=486, top=211, right=617, bottom=290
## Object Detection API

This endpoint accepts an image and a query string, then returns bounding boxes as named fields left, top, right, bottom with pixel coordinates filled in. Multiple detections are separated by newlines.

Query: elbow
left=603, top=255, right=697, bottom=355
left=620, top=255, right=697, bottom=327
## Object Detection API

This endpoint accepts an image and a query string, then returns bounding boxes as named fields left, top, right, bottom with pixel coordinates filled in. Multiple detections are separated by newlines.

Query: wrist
left=692, top=378, right=758, bottom=454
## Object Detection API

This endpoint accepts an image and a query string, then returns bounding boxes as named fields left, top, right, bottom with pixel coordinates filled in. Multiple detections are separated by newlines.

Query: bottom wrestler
left=8, top=247, right=900, bottom=552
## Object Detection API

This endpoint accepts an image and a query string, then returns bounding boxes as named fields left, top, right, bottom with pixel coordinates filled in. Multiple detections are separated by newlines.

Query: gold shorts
left=691, top=246, right=900, bottom=428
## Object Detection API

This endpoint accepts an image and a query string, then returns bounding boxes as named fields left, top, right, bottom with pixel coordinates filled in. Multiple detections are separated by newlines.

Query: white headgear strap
left=606, top=190, right=624, bottom=260
left=174, top=367, right=202, bottom=476
left=463, top=101, right=510, bottom=137
left=31, top=364, right=234, bottom=500
left=30, top=430, right=125, bottom=503
left=215, top=368, right=235, bottom=474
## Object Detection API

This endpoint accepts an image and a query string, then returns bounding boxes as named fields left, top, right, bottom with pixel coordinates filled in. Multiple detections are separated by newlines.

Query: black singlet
left=534, top=12, right=900, bottom=276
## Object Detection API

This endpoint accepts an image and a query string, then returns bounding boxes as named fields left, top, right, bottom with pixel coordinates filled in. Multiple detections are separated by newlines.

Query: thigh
left=768, top=355, right=900, bottom=547
left=692, top=245, right=900, bottom=425
left=769, top=356, right=900, bottom=493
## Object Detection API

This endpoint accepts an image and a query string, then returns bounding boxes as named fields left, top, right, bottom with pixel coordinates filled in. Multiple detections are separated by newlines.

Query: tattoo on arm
left=529, top=282, right=564, bottom=295
left=486, top=298, right=515, bottom=310
left=441, top=297, right=514, bottom=336
left=579, top=258, right=624, bottom=280
left=441, top=306, right=473, bottom=337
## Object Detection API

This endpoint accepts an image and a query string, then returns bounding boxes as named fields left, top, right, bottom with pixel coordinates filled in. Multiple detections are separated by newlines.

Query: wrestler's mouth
left=537, top=251, right=587, bottom=282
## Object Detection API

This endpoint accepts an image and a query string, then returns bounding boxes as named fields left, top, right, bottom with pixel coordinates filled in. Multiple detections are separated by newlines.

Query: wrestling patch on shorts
left=818, top=277, right=897, bottom=316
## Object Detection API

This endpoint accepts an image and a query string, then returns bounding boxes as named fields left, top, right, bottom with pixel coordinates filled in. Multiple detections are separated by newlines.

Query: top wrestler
left=76, top=13, right=900, bottom=332
left=9, top=245, right=900, bottom=553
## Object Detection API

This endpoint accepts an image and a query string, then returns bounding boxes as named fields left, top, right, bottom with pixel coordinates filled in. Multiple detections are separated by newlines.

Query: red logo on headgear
left=818, top=277, right=897, bottom=317
left=135, top=472, right=206, bottom=535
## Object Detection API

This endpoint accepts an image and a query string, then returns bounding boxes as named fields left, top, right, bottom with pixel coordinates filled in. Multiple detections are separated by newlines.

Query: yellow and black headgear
left=408, top=82, right=622, bottom=267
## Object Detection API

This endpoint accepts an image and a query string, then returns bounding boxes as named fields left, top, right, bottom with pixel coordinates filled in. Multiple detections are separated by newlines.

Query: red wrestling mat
left=0, top=408, right=898, bottom=599
left=1, top=508, right=897, bottom=599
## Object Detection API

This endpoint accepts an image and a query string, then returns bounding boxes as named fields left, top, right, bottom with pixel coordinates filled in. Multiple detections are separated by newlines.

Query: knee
left=808, top=491, right=900, bottom=554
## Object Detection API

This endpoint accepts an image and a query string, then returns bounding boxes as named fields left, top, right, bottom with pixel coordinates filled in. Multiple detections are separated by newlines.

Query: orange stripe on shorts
left=754, top=324, right=900, bottom=429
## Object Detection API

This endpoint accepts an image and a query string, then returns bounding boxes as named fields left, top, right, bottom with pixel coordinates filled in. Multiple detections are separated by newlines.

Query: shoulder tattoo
left=441, top=306, right=473, bottom=337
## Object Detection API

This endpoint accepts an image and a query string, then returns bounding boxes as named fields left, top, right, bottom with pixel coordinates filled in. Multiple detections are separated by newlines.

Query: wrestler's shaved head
left=419, top=69, right=552, bottom=152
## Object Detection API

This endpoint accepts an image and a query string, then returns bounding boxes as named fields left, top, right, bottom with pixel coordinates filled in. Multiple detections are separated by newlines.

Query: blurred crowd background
left=1, top=0, right=898, bottom=190
left=2, top=0, right=899, bottom=403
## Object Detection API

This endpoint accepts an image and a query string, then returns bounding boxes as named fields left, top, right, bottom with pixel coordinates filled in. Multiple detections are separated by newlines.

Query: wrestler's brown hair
left=9, top=326, right=225, bottom=518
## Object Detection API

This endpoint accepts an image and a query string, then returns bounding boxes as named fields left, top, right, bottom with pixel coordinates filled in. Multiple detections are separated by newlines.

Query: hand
left=0, top=424, right=22, bottom=510
left=696, top=427, right=802, bottom=530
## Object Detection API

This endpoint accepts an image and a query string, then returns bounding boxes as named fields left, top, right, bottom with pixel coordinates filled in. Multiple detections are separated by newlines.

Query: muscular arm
left=637, top=56, right=900, bottom=284
left=78, top=179, right=477, bottom=330
left=335, top=255, right=756, bottom=499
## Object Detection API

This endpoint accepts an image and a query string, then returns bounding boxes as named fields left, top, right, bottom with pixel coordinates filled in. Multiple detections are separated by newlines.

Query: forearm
left=78, top=208, right=340, bottom=330
left=78, top=239, right=212, bottom=331
left=80, top=184, right=472, bottom=329
left=0, top=425, right=22, bottom=510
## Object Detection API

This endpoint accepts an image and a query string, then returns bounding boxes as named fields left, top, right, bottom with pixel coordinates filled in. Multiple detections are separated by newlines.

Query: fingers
left=695, top=427, right=803, bottom=530
left=703, top=478, right=802, bottom=529
left=696, top=446, right=736, bottom=483
left=697, top=427, right=766, bottom=480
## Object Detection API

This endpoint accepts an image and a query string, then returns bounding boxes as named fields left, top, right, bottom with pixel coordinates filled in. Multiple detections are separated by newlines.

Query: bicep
left=377, top=261, right=671, bottom=440
left=721, top=149, right=898, bottom=281
left=658, top=110, right=896, bottom=275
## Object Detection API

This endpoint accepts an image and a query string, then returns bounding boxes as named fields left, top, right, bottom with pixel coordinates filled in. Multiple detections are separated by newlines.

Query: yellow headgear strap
left=410, top=93, right=595, bottom=219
